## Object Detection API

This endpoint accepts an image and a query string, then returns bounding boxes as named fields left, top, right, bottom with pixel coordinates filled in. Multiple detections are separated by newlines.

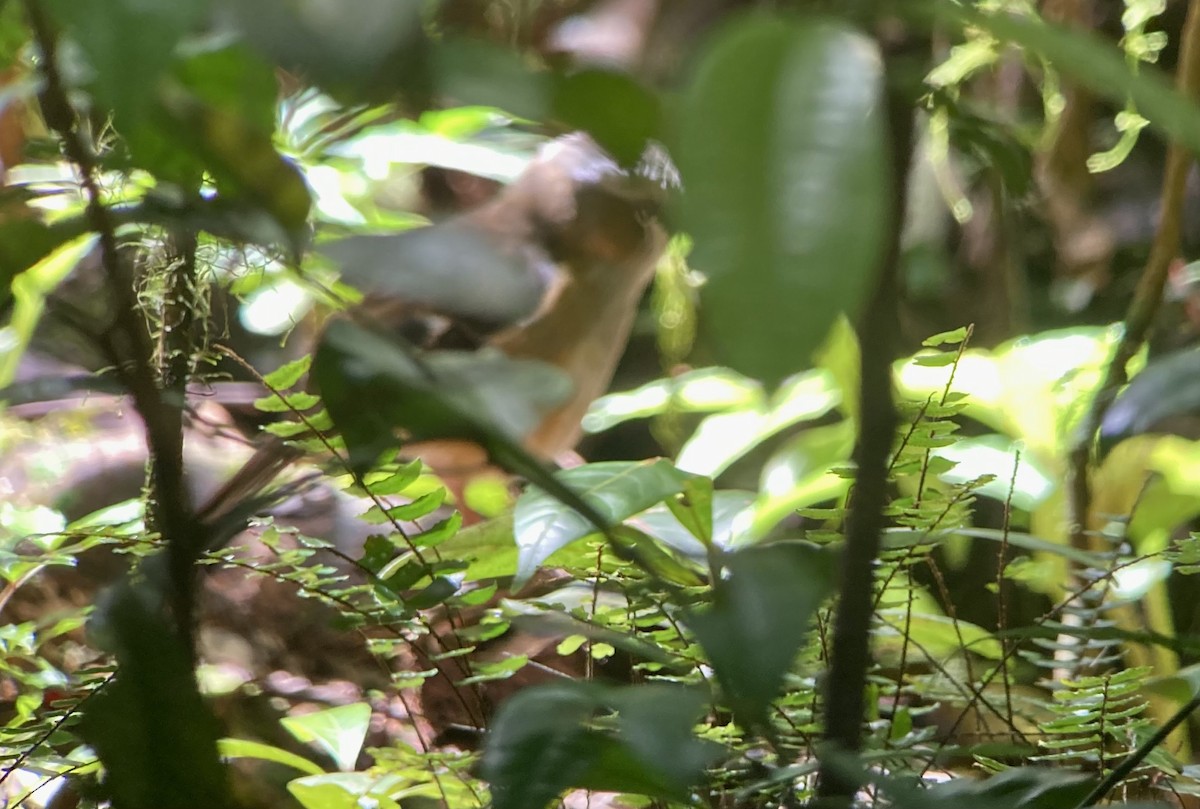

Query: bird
left=197, top=132, right=669, bottom=525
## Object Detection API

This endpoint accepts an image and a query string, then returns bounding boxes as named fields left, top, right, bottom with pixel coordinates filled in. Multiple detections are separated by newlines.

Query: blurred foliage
left=8, top=1, right=1200, bottom=809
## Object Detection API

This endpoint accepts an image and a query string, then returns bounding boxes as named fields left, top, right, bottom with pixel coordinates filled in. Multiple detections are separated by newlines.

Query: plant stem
left=816, top=29, right=918, bottom=805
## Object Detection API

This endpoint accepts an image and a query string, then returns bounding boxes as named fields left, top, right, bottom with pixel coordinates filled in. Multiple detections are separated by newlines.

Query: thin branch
left=816, top=32, right=918, bottom=804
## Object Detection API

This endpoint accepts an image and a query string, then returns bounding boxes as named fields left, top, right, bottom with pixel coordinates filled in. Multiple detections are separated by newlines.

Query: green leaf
left=288, top=772, right=402, bottom=809
left=281, top=703, right=371, bottom=772
left=433, top=38, right=550, bottom=121
left=551, top=69, right=660, bottom=166
left=947, top=6, right=1200, bottom=157
left=0, top=217, right=91, bottom=294
left=0, top=234, right=99, bottom=387
left=753, top=419, right=856, bottom=535
left=634, top=489, right=757, bottom=559
left=664, top=475, right=716, bottom=548
left=312, top=319, right=571, bottom=476
left=478, top=682, right=601, bottom=809
left=678, top=14, right=890, bottom=385
left=606, top=685, right=723, bottom=792
left=676, top=368, right=842, bottom=476
left=686, top=542, right=835, bottom=729
left=583, top=367, right=762, bottom=433
left=47, top=0, right=206, bottom=125
left=79, top=581, right=232, bottom=809
left=480, top=682, right=719, bottom=809
left=217, top=738, right=325, bottom=777
left=608, top=525, right=705, bottom=586
left=892, top=766, right=1092, bottom=809
left=512, top=460, right=696, bottom=587
left=319, top=221, right=551, bottom=328
left=161, top=91, right=313, bottom=235
left=229, top=0, right=431, bottom=105
left=174, top=40, right=279, bottom=136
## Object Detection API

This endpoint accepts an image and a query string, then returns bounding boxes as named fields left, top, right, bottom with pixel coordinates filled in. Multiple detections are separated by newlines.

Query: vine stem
left=815, top=30, right=918, bottom=804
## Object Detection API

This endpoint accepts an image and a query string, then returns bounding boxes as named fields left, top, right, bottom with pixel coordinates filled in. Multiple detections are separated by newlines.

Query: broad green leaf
left=433, top=38, right=550, bottom=122
left=512, top=460, right=696, bottom=587
left=875, top=609, right=1003, bottom=661
left=949, top=6, right=1200, bottom=157
left=607, top=685, right=723, bottom=792
left=281, top=703, right=371, bottom=772
left=47, top=0, right=206, bottom=126
left=686, top=542, right=835, bottom=729
left=753, top=419, right=856, bottom=535
left=312, top=319, right=571, bottom=476
left=288, top=772, right=403, bottom=809
left=481, top=682, right=718, bottom=809
left=478, top=682, right=601, bottom=809
left=891, top=766, right=1091, bottom=809
left=583, top=367, right=762, bottom=433
left=932, top=434, right=1056, bottom=510
left=664, top=475, right=716, bottom=548
left=230, top=0, right=430, bottom=105
left=174, top=41, right=279, bottom=137
left=0, top=217, right=91, bottom=296
left=320, top=221, right=551, bottom=328
left=79, top=581, right=232, bottom=809
left=678, top=15, right=890, bottom=385
left=608, top=525, right=705, bottom=586
left=552, top=69, right=660, bottom=166
left=217, top=738, right=325, bottom=777
left=633, top=489, right=757, bottom=559
left=0, top=234, right=99, bottom=387
left=676, top=368, right=842, bottom=476
left=162, top=91, right=313, bottom=234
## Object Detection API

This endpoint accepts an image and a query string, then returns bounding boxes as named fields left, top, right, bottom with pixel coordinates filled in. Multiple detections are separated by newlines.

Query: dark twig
left=816, top=30, right=919, bottom=804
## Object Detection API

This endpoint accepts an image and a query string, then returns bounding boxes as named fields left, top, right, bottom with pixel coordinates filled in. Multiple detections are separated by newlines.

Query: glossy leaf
left=281, top=704, right=371, bottom=772
left=676, top=368, right=842, bottom=476
left=686, top=542, right=835, bottom=729
left=633, top=489, right=757, bottom=559
left=512, top=460, right=696, bottom=587
left=678, top=15, right=889, bottom=385
left=583, top=367, right=762, bottom=433
left=289, top=772, right=403, bottom=809
left=753, top=419, right=856, bottom=535
left=217, top=738, right=325, bottom=777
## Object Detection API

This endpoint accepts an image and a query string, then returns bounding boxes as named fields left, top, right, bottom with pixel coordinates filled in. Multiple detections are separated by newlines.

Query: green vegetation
left=7, top=2, right=1200, bottom=808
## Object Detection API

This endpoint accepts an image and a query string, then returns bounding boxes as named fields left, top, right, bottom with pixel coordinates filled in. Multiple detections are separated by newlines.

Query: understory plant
left=8, top=1, right=1200, bottom=808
